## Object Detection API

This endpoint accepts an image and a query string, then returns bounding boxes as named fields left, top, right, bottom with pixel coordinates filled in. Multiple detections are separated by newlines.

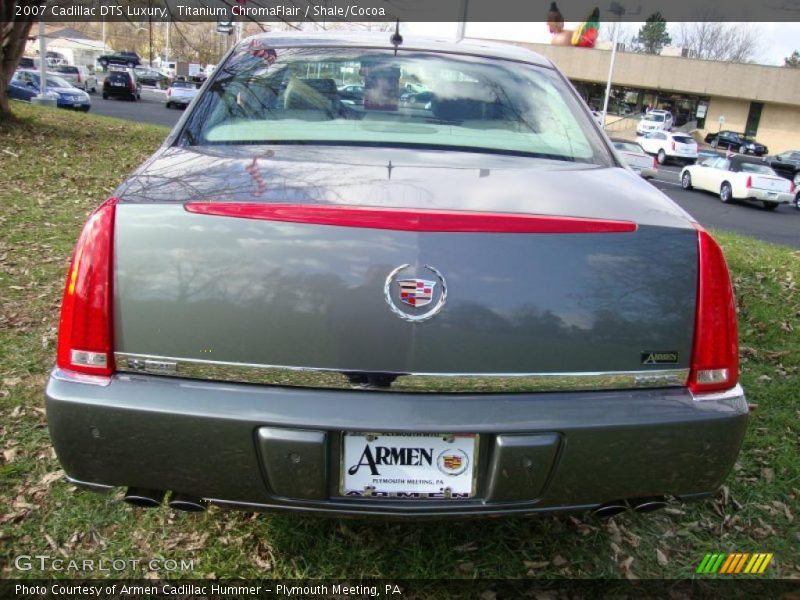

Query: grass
left=1, top=102, right=798, bottom=583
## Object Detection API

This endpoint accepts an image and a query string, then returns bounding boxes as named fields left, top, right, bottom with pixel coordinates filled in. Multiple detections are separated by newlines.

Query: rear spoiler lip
left=183, top=202, right=638, bottom=234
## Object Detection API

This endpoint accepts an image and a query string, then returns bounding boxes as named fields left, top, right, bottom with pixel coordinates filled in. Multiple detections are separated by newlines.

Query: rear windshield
left=613, top=141, right=643, bottom=153
left=57, top=66, right=78, bottom=74
left=106, top=72, right=131, bottom=83
left=739, top=163, right=774, bottom=175
left=40, top=75, right=72, bottom=88
left=672, top=135, right=695, bottom=144
left=171, top=81, right=194, bottom=89
left=644, top=114, right=665, bottom=122
left=181, top=46, right=611, bottom=164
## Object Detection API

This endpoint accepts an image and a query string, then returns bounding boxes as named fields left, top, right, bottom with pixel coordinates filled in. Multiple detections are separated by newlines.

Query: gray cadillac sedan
left=46, top=33, right=747, bottom=517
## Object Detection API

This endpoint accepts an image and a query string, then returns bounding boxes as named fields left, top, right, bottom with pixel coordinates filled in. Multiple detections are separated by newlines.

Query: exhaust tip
left=123, top=488, right=165, bottom=508
left=168, top=493, right=207, bottom=512
left=631, top=497, right=668, bottom=513
left=591, top=501, right=629, bottom=518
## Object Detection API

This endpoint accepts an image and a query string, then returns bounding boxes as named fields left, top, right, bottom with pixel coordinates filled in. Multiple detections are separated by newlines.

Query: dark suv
left=98, top=51, right=141, bottom=70
left=102, top=70, right=141, bottom=101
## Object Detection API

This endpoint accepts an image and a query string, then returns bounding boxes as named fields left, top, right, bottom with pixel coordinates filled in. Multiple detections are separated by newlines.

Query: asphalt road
left=650, top=165, right=800, bottom=248
left=89, top=86, right=184, bottom=128
left=80, top=97, right=800, bottom=247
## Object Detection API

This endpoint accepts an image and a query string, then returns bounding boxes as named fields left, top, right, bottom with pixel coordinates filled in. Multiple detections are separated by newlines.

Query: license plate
left=766, top=191, right=778, bottom=198
left=341, top=432, right=477, bottom=499
left=112, top=82, right=124, bottom=87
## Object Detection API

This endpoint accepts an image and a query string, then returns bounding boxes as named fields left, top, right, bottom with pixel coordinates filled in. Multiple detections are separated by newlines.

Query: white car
left=53, top=65, right=98, bottom=93
left=611, top=139, right=657, bottom=179
left=165, top=80, right=198, bottom=109
left=636, top=110, right=673, bottom=135
left=680, top=155, right=795, bottom=210
left=637, top=131, right=698, bottom=165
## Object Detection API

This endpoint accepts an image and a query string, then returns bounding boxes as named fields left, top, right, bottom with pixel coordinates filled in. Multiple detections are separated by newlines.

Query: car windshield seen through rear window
left=739, top=163, right=774, bottom=175
left=106, top=72, right=131, bottom=83
left=613, top=141, right=643, bottom=153
left=672, top=135, right=695, bottom=144
left=171, top=81, right=194, bottom=89
left=182, top=46, right=611, bottom=164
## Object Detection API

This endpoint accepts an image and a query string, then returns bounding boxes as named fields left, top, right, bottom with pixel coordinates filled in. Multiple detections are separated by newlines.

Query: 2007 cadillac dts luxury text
left=45, top=32, right=748, bottom=517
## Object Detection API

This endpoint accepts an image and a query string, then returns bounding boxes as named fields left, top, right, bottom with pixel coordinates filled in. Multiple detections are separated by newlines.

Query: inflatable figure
left=547, top=3, right=600, bottom=48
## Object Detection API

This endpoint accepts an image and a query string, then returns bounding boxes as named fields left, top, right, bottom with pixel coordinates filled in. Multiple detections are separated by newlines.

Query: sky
left=404, top=22, right=799, bottom=66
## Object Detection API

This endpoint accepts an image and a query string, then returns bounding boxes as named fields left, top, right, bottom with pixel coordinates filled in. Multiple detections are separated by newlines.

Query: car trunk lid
left=111, top=146, right=697, bottom=388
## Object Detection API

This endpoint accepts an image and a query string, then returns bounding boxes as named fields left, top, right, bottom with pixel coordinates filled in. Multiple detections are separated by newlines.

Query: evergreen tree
left=638, top=12, right=671, bottom=55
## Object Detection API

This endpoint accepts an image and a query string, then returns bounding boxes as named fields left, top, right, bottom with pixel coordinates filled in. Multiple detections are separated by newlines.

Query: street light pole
left=601, top=2, right=625, bottom=129
left=32, top=17, right=56, bottom=107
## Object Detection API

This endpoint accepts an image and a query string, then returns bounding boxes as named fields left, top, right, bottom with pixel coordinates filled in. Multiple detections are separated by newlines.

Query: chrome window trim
left=115, top=353, right=689, bottom=393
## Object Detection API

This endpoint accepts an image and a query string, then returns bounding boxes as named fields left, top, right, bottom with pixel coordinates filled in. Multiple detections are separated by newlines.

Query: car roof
left=729, top=154, right=768, bottom=166
left=236, top=32, right=552, bottom=67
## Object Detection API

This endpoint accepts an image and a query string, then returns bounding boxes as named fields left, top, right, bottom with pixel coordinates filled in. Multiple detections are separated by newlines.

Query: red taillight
left=56, top=198, right=117, bottom=377
left=745, top=176, right=752, bottom=189
left=652, top=156, right=658, bottom=169
left=130, top=80, right=136, bottom=92
left=688, top=226, right=738, bottom=394
left=790, top=181, right=795, bottom=193
left=671, top=141, right=676, bottom=151
left=167, top=88, right=171, bottom=97
left=76, top=72, right=81, bottom=83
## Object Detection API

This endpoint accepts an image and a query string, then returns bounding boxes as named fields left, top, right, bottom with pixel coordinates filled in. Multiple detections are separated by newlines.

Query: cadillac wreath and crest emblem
left=384, top=264, right=447, bottom=322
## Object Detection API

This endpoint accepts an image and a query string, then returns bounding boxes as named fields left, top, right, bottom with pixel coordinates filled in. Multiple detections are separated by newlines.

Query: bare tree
left=597, top=22, right=640, bottom=53
left=1, top=1, right=42, bottom=118
left=673, top=21, right=763, bottom=63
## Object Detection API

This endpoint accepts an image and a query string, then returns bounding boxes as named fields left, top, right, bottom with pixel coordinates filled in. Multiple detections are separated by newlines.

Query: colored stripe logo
left=697, top=553, right=773, bottom=574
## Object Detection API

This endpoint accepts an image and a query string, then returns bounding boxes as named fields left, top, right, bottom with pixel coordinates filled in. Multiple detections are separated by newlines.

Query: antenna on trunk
left=390, top=20, right=403, bottom=55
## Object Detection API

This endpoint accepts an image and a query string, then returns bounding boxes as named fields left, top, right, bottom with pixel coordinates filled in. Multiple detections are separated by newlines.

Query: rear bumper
left=45, top=370, right=748, bottom=517
left=632, top=166, right=657, bottom=178
left=743, top=189, right=793, bottom=203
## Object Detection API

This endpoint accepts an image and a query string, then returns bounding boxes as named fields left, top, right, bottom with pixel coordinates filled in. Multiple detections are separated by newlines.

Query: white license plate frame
left=340, top=432, right=478, bottom=499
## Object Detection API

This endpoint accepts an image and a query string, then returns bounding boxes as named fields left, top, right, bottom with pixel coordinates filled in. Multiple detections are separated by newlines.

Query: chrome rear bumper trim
left=115, top=353, right=689, bottom=393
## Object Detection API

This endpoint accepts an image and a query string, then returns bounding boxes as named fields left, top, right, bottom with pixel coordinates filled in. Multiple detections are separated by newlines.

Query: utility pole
left=148, top=0, right=153, bottom=67
left=32, top=17, right=56, bottom=107
left=165, top=19, right=170, bottom=68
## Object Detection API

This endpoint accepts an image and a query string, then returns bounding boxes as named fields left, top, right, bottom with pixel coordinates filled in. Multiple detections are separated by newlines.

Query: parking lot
left=89, top=84, right=182, bottom=128
left=84, top=90, right=800, bottom=248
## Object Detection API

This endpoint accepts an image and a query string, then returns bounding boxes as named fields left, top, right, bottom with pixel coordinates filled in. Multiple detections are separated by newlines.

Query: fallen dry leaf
left=551, top=554, right=568, bottom=567
left=656, top=548, right=669, bottom=566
